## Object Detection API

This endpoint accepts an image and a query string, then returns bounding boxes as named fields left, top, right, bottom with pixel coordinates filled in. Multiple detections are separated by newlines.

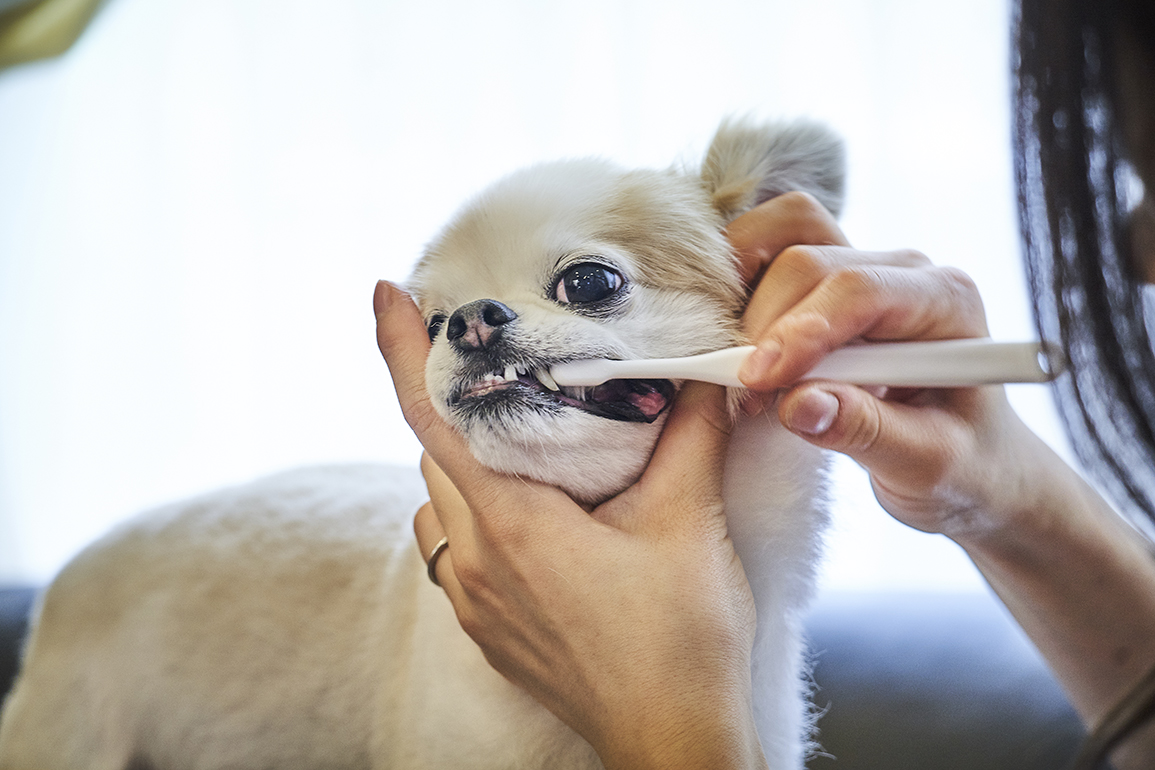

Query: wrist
left=935, top=407, right=1070, bottom=550
left=592, top=691, right=768, bottom=770
left=943, top=424, right=1155, bottom=725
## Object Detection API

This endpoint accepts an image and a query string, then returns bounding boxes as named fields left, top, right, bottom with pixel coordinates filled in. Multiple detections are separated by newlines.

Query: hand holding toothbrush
left=720, top=192, right=1067, bottom=541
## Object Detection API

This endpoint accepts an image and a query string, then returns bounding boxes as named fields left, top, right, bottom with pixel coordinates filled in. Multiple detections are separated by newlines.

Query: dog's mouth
left=452, top=364, right=673, bottom=423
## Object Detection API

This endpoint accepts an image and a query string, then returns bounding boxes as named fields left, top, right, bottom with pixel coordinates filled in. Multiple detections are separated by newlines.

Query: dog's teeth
left=534, top=369, right=560, bottom=391
left=516, top=364, right=528, bottom=376
left=504, top=365, right=517, bottom=382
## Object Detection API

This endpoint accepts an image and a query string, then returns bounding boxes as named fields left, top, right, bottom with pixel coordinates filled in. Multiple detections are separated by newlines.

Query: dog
left=0, top=118, right=843, bottom=769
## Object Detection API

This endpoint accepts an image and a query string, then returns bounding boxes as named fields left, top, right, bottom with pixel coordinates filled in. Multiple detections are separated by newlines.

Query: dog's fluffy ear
left=700, top=118, right=846, bottom=222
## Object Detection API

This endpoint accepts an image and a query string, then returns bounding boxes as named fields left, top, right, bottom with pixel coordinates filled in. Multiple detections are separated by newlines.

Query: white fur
left=0, top=119, right=844, bottom=769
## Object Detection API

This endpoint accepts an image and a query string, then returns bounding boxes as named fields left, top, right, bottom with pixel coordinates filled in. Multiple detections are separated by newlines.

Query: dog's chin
left=464, top=410, right=667, bottom=505
left=439, top=375, right=675, bottom=504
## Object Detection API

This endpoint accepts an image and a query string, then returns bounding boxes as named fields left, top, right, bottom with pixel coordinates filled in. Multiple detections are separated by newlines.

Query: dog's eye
left=426, top=313, right=447, bottom=342
left=554, top=263, right=624, bottom=305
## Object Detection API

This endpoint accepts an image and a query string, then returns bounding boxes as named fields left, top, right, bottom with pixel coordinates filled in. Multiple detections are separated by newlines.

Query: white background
left=0, top=0, right=1073, bottom=591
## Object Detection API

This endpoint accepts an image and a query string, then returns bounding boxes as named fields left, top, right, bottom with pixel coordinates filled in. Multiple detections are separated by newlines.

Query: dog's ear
left=700, top=118, right=846, bottom=222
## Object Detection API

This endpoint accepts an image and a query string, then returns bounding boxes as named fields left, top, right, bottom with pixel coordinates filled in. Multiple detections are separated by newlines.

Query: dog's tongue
left=588, top=379, right=668, bottom=421
left=624, top=389, right=667, bottom=419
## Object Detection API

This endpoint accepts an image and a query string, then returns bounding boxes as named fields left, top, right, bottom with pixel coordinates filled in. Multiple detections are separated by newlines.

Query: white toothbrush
left=548, top=339, right=1062, bottom=389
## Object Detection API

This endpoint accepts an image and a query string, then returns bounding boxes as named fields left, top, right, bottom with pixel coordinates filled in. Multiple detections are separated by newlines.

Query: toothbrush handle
left=804, top=339, right=1059, bottom=387
left=550, top=340, right=1061, bottom=388
left=632, top=339, right=1060, bottom=388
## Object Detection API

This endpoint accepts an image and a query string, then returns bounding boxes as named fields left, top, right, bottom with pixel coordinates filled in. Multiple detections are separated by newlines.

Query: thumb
left=628, top=381, right=734, bottom=528
left=777, top=382, right=968, bottom=496
left=373, top=280, right=482, bottom=481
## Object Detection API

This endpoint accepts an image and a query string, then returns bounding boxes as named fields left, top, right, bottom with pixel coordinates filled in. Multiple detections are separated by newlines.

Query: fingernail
left=785, top=388, right=839, bottom=435
left=373, top=280, right=393, bottom=317
left=738, top=340, right=781, bottom=384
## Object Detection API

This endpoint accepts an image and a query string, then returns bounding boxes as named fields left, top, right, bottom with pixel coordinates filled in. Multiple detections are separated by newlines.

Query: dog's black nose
left=446, top=299, right=518, bottom=350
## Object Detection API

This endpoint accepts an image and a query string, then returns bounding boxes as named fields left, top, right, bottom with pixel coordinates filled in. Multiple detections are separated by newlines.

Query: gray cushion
left=807, top=591, right=1084, bottom=769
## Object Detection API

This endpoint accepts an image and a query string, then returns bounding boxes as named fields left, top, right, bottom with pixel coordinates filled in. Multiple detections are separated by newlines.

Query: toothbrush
left=548, top=339, right=1062, bottom=389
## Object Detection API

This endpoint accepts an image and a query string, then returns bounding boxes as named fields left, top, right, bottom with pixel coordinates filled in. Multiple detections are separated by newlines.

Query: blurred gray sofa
left=0, top=586, right=1083, bottom=769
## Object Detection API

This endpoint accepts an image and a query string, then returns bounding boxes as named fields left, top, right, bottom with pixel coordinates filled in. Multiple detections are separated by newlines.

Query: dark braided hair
left=1014, top=3, right=1155, bottom=764
left=1014, top=0, right=1155, bottom=542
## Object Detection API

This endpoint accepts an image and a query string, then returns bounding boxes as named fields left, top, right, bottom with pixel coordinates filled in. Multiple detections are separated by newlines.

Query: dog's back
left=1, top=466, right=413, bottom=768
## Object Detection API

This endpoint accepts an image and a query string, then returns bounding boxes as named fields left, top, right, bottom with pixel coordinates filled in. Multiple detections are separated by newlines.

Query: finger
left=739, top=265, right=988, bottom=390
left=413, top=498, right=445, bottom=558
left=422, top=448, right=586, bottom=568
left=628, top=381, right=732, bottom=526
left=742, top=246, right=932, bottom=340
left=777, top=381, right=974, bottom=494
left=413, top=501, right=456, bottom=590
left=648, top=381, right=732, bottom=483
left=420, top=451, right=476, bottom=540
left=373, top=280, right=487, bottom=483
left=724, top=192, right=849, bottom=286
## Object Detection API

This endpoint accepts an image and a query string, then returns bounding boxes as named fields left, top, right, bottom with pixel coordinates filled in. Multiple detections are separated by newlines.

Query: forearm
left=952, top=423, right=1155, bottom=766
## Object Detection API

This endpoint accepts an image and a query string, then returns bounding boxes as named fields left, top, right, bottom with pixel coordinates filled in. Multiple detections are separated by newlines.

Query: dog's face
left=408, top=160, right=743, bottom=503
left=407, top=121, right=845, bottom=504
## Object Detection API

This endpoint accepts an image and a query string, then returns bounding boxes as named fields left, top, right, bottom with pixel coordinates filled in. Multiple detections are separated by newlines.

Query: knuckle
left=404, top=396, right=446, bottom=439
left=775, top=190, right=827, bottom=220
left=453, top=554, right=488, bottom=594
left=774, top=310, right=833, bottom=341
left=681, top=382, right=735, bottom=438
left=893, top=248, right=932, bottom=267
left=775, top=244, right=830, bottom=282
left=936, top=266, right=987, bottom=319
left=838, top=394, right=884, bottom=452
left=455, top=606, right=485, bottom=642
left=827, top=264, right=886, bottom=299
left=938, top=265, right=980, bottom=295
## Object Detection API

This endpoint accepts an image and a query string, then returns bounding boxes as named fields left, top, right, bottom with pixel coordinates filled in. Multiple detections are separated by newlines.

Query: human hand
left=373, top=280, right=769, bottom=770
left=729, top=192, right=1046, bottom=541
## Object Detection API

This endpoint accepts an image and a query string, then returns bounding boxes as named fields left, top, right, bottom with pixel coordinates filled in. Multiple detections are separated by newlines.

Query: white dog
left=0, top=118, right=843, bottom=769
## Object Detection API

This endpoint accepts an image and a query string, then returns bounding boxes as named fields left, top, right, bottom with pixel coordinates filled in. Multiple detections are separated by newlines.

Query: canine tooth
left=504, top=365, right=517, bottom=381
left=534, top=368, right=560, bottom=391
left=516, top=364, right=528, bottom=376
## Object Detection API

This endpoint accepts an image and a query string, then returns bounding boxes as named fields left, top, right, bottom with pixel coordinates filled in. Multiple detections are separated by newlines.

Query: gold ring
left=427, top=536, right=450, bottom=587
